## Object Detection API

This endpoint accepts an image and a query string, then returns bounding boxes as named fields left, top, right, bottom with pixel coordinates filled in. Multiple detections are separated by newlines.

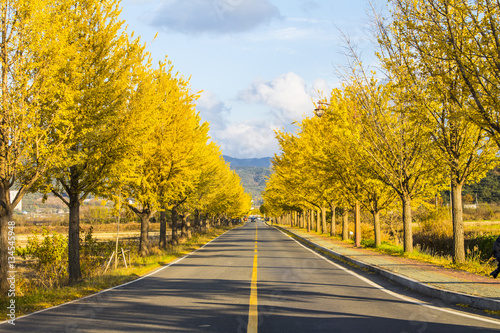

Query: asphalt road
left=2, top=221, right=500, bottom=332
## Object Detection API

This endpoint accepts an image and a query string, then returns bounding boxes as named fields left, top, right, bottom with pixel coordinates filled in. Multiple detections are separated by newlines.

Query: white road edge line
left=273, top=226, right=500, bottom=326
left=0, top=229, right=233, bottom=325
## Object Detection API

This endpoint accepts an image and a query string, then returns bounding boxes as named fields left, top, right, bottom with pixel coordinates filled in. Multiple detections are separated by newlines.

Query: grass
left=0, top=225, right=237, bottom=319
left=277, top=223, right=497, bottom=277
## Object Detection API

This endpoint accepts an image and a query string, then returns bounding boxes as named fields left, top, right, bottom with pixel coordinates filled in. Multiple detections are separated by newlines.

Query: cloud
left=238, top=72, right=321, bottom=122
left=197, top=91, right=230, bottom=131
left=197, top=92, right=276, bottom=158
left=148, top=0, right=280, bottom=35
left=213, top=121, right=279, bottom=158
left=197, top=74, right=332, bottom=158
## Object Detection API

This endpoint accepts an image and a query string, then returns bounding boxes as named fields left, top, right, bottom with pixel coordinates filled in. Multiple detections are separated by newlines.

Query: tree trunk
left=159, top=210, right=167, bottom=249
left=321, top=207, right=327, bottom=234
left=139, top=210, right=151, bottom=257
left=402, top=194, right=413, bottom=253
left=180, top=213, right=191, bottom=239
left=307, top=210, right=311, bottom=232
left=0, top=185, right=12, bottom=292
left=329, top=203, right=336, bottom=237
left=355, top=201, right=361, bottom=247
left=68, top=192, right=82, bottom=283
left=451, top=182, right=465, bottom=263
left=171, top=206, right=179, bottom=245
left=342, top=209, right=349, bottom=241
left=310, top=211, right=314, bottom=230
left=316, top=209, right=321, bottom=233
left=373, top=210, right=381, bottom=247
left=180, top=214, right=187, bottom=238
left=194, top=209, right=201, bottom=232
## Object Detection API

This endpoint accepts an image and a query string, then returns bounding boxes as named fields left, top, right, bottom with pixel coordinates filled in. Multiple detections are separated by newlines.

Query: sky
left=119, top=0, right=384, bottom=158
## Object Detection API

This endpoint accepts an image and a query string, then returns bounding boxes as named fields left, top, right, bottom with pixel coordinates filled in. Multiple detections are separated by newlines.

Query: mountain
left=223, top=155, right=272, bottom=168
left=223, top=156, right=272, bottom=207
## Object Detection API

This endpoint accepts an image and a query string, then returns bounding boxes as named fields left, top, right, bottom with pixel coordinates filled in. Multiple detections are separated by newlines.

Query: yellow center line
left=247, top=225, right=258, bottom=333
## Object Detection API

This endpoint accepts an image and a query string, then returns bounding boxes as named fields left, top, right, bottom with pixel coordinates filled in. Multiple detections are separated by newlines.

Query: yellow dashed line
left=247, top=224, right=258, bottom=333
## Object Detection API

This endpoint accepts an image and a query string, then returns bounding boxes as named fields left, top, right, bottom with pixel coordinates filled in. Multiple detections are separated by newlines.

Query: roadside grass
left=0, top=225, right=237, bottom=320
left=465, top=223, right=500, bottom=233
left=276, top=224, right=496, bottom=277
left=361, top=240, right=494, bottom=275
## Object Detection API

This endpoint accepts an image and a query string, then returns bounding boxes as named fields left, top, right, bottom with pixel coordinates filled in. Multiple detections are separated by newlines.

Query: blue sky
left=120, top=0, right=384, bottom=158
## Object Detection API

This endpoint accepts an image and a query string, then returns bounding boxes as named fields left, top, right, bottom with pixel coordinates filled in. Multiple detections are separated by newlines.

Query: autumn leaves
left=0, top=0, right=251, bottom=289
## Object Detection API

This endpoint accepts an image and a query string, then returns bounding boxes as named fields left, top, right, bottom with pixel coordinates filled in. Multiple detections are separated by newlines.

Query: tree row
left=0, top=0, right=251, bottom=290
left=263, top=0, right=500, bottom=266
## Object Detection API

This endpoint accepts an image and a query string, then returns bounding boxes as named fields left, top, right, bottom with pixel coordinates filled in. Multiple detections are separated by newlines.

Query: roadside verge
left=272, top=224, right=500, bottom=312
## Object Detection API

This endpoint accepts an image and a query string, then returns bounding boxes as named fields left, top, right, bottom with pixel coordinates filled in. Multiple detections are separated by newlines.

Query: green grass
left=0, top=225, right=237, bottom=319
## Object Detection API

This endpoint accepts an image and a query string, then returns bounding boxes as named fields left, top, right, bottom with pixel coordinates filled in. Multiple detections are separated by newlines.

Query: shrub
left=80, top=226, right=114, bottom=277
left=465, top=235, right=497, bottom=261
left=17, top=228, right=67, bottom=288
left=415, top=207, right=452, bottom=236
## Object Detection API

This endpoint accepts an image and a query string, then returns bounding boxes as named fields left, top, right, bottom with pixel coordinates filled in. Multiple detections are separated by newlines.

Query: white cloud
left=238, top=72, right=323, bottom=122
left=212, top=121, right=278, bottom=158
left=197, top=74, right=332, bottom=158
left=197, top=91, right=230, bottom=131
left=196, top=92, right=277, bottom=158
left=312, top=78, right=330, bottom=97
left=147, top=0, right=280, bottom=35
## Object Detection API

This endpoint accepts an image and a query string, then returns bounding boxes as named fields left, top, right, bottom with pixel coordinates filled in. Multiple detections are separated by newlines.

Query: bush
left=465, top=235, right=497, bottom=261
left=415, top=207, right=452, bottom=235
left=463, top=203, right=500, bottom=221
left=17, top=228, right=67, bottom=288
left=413, top=232, right=453, bottom=257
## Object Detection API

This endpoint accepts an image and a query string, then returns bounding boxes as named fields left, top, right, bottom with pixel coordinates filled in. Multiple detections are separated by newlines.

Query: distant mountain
left=223, top=155, right=272, bottom=168
left=223, top=156, right=272, bottom=207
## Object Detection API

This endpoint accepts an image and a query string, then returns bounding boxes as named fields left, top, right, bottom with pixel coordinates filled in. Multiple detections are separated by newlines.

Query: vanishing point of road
left=3, top=221, right=500, bottom=332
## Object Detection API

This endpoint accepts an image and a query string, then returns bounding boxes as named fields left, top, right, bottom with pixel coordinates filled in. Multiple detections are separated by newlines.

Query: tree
left=311, top=90, right=397, bottom=247
left=343, top=77, right=440, bottom=253
left=193, top=149, right=251, bottom=227
left=375, top=0, right=499, bottom=261
left=0, top=0, right=73, bottom=292
left=383, top=0, right=500, bottom=146
left=48, top=0, right=144, bottom=283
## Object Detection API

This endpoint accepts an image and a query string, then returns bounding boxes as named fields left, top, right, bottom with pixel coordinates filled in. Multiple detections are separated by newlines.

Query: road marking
left=279, top=228, right=500, bottom=326
left=247, top=224, right=258, bottom=333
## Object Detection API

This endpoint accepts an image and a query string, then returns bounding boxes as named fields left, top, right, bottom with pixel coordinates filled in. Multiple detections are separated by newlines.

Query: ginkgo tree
left=375, top=0, right=499, bottom=262
left=46, top=0, right=145, bottom=283
left=344, top=75, right=442, bottom=253
left=0, top=0, right=76, bottom=292
left=265, top=76, right=441, bottom=254
left=379, top=0, right=500, bottom=147
left=119, top=57, right=211, bottom=255
left=311, top=89, right=397, bottom=247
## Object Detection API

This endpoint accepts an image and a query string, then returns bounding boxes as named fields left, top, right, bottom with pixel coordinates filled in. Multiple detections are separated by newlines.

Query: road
left=2, top=221, right=500, bottom=332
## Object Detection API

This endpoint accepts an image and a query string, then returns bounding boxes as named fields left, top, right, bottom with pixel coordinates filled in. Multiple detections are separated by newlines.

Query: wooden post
left=121, top=248, right=128, bottom=268
left=104, top=251, right=115, bottom=273
left=115, top=213, right=120, bottom=269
